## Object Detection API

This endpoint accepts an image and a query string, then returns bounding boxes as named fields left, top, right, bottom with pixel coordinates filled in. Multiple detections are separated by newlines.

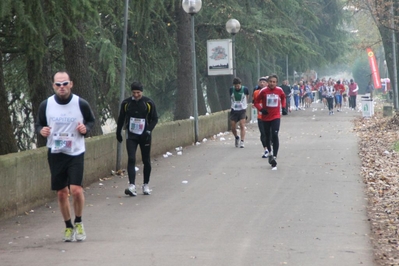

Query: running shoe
left=262, top=150, right=269, bottom=158
left=125, top=185, right=137, bottom=196
left=63, top=227, right=75, bottom=242
left=268, top=154, right=273, bottom=164
left=272, top=166, right=277, bottom=170
left=270, top=156, right=277, bottom=168
left=235, top=136, right=240, bottom=147
left=74, top=222, right=86, bottom=241
left=240, top=140, right=245, bottom=148
left=142, top=184, right=151, bottom=195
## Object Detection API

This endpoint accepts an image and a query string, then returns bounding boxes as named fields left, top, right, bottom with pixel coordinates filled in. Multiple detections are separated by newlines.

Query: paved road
left=0, top=104, right=375, bottom=266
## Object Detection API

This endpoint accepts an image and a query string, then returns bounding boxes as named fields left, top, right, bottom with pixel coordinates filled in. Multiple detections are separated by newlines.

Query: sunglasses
left=54, top=81, right=70, bottom=87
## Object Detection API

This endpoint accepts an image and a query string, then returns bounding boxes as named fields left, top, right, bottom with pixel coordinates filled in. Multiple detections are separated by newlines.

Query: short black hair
left=233, top=77, right=242, bottom=85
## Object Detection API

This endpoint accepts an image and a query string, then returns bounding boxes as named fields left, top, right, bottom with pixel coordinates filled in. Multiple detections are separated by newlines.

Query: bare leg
left=57, top=187, right=71, bottom=221
left=70, top=185, right=84, bottom=217
left=239, top=119, right=246, bottom=140
left=231, top=120, right=238, bottom=137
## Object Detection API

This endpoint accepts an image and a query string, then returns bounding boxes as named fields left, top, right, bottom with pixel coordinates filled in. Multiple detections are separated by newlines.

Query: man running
left=229, top=77, right=249, bottom=148
left=254, top=74, right=287, bottom=170
left=35, top=71, right=95, bottom=242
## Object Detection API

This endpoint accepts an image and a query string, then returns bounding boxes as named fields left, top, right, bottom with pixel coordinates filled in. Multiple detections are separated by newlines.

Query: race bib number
left=51, top=132, right=74, bottom=153
left=129, top=117, right=145, bottom=135
left=266, top=94, right=279, bottom=107
left=233, top=101, right=243, bottom=110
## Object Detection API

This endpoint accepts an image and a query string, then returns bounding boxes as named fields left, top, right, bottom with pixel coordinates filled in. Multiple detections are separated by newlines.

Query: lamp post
left=116, top=0, right=129, bottom=171
left=182, top=0, right=202, bottom=142
left=226, top=19, right=241, bottom=77
left=256, top=30, right=262, bottom=79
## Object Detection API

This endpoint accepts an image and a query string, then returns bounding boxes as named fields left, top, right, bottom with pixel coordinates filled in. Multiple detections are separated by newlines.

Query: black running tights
left=262, top=119, right=280, bottom=157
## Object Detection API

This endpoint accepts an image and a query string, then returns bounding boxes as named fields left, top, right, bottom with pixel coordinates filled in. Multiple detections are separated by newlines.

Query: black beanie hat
left=131, top=81, right=143, bottom=91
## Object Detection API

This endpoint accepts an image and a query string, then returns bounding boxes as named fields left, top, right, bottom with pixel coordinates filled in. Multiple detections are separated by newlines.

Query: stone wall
left=0, top=110, right=233, bottom=220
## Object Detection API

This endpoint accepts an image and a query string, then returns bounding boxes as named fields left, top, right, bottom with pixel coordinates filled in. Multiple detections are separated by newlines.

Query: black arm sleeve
left=146, top=100, right=158, bottom=132
left=79, top=98, right=96, bottom=134
left=116, top=99, right=128, bottom=135
left=34, top=100, right=48, bottom=134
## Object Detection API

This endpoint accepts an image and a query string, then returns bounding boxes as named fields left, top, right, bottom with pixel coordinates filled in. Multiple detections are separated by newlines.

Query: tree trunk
left=379, top=25, right=397, bottom=107
left=216, top=75, right=233, bottom=110
left=197, top=79, right=207, bottom=115
left=62, top=21, right=102, bottom=136
left=240, top=69, right=254, bottom=103
left=174, top=4, right=193, bottom=120
left=27, top=51, right=53, bottom=148
left=204, top=76, right=222, bottom=113
left=0, top=51, right=18, bottom=155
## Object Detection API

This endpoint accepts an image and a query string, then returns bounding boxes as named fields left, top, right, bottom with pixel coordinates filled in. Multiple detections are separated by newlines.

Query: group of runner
left=289, top=77, right=359, bottom=114
left=229, top=75, right=287, bottom=170
left=228, top=75, right=360, bottom=171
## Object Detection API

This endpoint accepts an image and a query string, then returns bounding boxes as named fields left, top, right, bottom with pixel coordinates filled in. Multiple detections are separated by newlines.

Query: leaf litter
left=354, top=105, right=399, bottom=266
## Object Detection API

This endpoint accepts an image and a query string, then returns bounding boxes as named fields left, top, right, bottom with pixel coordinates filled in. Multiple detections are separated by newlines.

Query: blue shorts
left=335, top=95, right=342, bottom=104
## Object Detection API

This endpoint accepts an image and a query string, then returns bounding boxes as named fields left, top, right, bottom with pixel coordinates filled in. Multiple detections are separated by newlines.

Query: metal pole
left=286, top=54, right=289, bottom=81
left=391, top=3, right=399, bottom=110
left=257, top=48, right=260, bottom=78
left=232, top=34, right=236, bottom=77
left=191, top=14, right=199, bottom=142
left=293, top=70, right=295, bottom=84
left=116, top=0, right=129, bottom=170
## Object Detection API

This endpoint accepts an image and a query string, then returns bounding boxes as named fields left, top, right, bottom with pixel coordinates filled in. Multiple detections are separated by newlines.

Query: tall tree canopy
left=0, top=0, right=351, bottom=155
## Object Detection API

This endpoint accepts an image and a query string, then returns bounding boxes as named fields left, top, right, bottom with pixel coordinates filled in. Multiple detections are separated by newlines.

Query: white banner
left=207, top=39, right=233, bottom=76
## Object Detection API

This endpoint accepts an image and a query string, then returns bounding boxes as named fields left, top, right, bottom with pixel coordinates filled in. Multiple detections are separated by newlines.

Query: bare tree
left=0, top=51, right=18, bottom=155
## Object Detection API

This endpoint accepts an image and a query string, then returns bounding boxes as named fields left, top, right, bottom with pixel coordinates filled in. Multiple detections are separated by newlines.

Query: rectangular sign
left=207, top=39, right=233, bottom=76
left=366, top=48, right=382, bottom=89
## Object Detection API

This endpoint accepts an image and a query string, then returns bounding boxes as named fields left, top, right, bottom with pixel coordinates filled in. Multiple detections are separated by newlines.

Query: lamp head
left=226, top=19, right=241, bottom=35
left=182, top=0, right=202, bottom=14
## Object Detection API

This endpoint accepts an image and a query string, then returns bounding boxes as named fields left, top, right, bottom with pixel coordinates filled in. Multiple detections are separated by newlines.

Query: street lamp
left=116, top=0, right=129, bottom=171
left=182, top=0, right=202, bottom=143
left=226, top=19, right=241, bottom=77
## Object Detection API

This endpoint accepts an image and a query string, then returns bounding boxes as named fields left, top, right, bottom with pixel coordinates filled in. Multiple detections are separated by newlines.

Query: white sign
left=207, top=39, right=233, bottom=76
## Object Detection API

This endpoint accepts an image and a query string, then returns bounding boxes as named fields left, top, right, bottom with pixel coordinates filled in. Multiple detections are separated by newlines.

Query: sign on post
left=207, top=39, right=233, bottom=76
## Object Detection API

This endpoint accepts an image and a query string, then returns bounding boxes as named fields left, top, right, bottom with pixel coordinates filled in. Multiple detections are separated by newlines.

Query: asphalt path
left=0, top=103, right=376, bottom=266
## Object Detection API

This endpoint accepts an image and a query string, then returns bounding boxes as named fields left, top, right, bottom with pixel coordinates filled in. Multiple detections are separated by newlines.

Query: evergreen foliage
left=0, top=0, right=353, bottom=154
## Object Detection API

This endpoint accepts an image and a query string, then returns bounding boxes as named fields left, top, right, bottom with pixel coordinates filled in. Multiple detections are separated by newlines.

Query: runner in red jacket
left=254, top=74, right=287, bottom=170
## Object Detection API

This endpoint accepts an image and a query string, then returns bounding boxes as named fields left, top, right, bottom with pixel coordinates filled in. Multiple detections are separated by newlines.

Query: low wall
left=0, top=110, right=231, bottom=221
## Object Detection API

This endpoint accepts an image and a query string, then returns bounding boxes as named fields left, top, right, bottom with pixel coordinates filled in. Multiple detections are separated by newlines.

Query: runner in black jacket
left=116, top=81, right=158, bottom=196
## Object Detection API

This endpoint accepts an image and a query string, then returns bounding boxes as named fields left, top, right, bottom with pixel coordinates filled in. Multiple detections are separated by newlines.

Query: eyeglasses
left=54, top=81, right=70, bottom=87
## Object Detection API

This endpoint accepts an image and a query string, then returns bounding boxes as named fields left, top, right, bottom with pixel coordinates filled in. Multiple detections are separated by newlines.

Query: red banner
left=366, top=48, right=382, bottom=89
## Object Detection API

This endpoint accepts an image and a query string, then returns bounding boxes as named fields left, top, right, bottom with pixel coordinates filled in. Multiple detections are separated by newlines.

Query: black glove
left=282, top=108, right=288, bottom=115
left=116, top=132, right=123, bottom=143
left=144, top=130, right=151, bottom=141
left=261, top=109, right=268, bottom=115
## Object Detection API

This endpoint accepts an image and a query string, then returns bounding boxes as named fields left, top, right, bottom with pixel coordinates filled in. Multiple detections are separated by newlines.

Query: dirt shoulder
left=354, top=101, right=399, bottom=265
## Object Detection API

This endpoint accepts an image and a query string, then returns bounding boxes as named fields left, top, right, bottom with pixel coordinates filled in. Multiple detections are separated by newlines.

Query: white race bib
left=129, top=117, right=146, bottom=135
left=233, top=101, right=243, bottom=110
left=266, top=94, right=279, bottom=107
left=51, top=132, right=74, bottom=153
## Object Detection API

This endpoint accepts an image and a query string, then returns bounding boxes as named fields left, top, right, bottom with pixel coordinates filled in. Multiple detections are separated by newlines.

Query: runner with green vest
left=229, top=77, right=249, bottom=148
